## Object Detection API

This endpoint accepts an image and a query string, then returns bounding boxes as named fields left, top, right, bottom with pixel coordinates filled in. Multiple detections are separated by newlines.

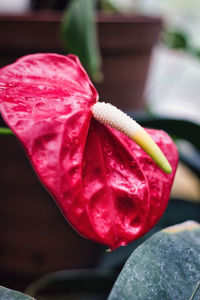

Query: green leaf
left=101, top=0, right=119, bottom=12
left=108, top=221, right=200, bottom=300
left=61, top=0, right=102, bottom=82
left=0, top=285, right=36, bottom=300
left=162, top=29, right=188, bottom=50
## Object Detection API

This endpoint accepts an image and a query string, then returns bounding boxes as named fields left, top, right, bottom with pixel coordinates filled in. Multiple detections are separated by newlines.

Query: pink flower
left=0, top=54, right=178, bottom=250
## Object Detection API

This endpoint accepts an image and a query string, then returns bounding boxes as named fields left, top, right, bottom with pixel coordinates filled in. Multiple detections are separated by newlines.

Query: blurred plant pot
left=0, top=11, right=162, bottom=110
left=96, top=13, right=162, bottom=110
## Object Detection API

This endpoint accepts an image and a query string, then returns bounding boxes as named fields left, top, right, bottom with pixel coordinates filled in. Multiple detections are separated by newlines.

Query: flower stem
left=0, top=127, right=13, bottom=135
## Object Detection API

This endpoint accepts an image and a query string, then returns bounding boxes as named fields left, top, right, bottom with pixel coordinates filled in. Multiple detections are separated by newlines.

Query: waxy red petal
left=0, top=54, right=178, bottom=250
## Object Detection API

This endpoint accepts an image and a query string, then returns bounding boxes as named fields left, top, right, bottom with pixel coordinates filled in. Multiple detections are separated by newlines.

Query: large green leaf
left=61, top=0, right=102, bottom=82
left=0, top=285, right=36, bottom=300
left=108, top=221, right=200, bottom=300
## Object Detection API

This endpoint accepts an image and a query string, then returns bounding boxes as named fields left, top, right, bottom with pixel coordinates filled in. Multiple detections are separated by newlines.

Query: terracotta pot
left=0, top=11, right=162, bottom=110
left=0, top=11, right=162, bottom=290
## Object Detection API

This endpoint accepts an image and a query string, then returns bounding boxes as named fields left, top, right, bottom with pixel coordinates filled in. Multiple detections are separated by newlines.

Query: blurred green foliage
left=61, top=0, right=102, bottom=82
left=162, top=28, right=200, bottom=60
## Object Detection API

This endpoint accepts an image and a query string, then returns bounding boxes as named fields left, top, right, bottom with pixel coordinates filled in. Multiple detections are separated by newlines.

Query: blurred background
left=0, top=0, right=199, bottom=299
left=0, top=0, right=200, bottom=121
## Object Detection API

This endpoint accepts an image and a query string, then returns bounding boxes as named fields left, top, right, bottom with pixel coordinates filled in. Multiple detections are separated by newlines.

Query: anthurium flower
left=0, top=54, right=178, bottom=250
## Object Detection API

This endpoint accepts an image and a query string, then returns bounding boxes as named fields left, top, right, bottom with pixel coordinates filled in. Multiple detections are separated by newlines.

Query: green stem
left=0, top=127, right=13, bottom=135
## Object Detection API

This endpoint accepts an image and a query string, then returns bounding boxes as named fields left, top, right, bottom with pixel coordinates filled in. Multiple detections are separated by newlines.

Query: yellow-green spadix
left=92, top=102, right=172, bottom=174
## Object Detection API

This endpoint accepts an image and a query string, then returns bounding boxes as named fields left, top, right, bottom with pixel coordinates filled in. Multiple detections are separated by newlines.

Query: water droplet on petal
left=130, top=161, right=136, bottom=168
left=0, top=83, right=6, bottom=89
left=74, top=139, right=79, bottom=145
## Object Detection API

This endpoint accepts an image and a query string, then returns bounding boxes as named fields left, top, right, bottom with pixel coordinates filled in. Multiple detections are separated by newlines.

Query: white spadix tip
left=92, top=102, right=172, bottom=174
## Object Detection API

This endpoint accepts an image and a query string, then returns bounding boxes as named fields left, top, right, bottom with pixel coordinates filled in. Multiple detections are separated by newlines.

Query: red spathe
left=0, top=54, right=178, bottom=250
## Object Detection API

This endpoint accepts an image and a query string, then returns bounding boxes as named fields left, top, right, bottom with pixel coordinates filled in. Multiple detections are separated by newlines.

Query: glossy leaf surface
left=0, top=54, right=178, bottom=249
left=108, top=221, right=200, bottom=300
